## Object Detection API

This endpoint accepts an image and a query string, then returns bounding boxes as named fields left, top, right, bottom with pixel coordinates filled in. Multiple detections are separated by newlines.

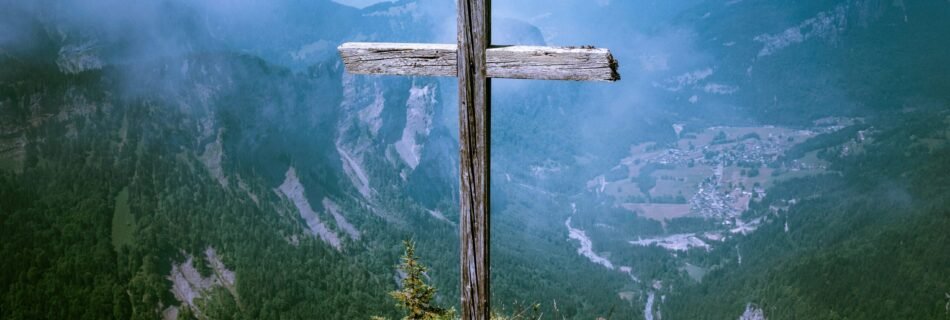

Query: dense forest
left=666, top=109, right=950, bottom=318
left=0, top=31, right=633, bottom=320
left=2, top=0, right=949, bottom=319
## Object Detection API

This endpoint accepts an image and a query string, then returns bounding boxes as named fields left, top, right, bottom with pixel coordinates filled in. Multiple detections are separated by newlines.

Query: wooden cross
left=338, top=1, right=619, bottom=319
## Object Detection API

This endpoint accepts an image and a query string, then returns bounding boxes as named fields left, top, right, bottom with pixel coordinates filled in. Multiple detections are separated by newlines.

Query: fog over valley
left=1, top=0, right=948, bottom=319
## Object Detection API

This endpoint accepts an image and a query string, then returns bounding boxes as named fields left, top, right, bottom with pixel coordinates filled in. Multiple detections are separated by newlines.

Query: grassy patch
left=622, top=203, right=692, bottom=222
left=681, top=263, right=707, bottom=283
left=111, top=187, right=135, bottom=250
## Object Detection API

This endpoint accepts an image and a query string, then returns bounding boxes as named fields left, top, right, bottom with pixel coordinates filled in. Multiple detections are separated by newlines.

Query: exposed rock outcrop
left=166, top=247, right=239, bottom=319
left=276, top=167, right=342, bottom=250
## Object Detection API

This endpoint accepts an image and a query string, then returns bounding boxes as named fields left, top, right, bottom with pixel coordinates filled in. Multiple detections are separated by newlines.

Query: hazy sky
left=332, top=0, right=394, bottom=9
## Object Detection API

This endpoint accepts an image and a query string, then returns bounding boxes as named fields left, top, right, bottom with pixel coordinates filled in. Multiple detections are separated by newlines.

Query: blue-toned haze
left=0, top=1, right=947, bottom=319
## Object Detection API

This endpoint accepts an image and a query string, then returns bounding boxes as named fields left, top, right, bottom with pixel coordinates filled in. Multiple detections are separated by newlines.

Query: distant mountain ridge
left=1, top=0, right=948, bottom=319
left=1, top=1, right=636, bottom=318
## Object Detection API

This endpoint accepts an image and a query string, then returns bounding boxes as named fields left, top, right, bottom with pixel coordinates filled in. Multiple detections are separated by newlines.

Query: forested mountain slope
left=1, top=0, right=948, bottom=319
left=0, top=1, right=638, bottom=318
left=660, top=1, right=950, bottom=318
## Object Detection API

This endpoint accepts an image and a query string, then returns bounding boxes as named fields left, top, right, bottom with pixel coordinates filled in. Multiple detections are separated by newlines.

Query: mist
left=4, top=1, right=946, bottom=318
left=0, top=0, right=751, bottom=225
left=1, top=0, right=713, bottom=117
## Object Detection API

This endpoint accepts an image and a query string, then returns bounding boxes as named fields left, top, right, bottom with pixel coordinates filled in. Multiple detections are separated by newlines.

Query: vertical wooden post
left=457, top=0, right=490, bottom=319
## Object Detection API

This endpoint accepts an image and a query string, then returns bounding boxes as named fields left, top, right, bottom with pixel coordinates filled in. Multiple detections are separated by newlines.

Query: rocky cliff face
left=0, top=0, right=472, bottom=254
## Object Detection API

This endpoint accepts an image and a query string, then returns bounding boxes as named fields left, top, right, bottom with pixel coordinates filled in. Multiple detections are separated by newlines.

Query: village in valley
left=584, top=117, right=866, bottom=252
left=558, top=117, right=876, bottom=315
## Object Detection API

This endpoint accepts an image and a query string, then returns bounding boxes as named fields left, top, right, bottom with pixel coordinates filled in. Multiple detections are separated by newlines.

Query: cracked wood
left=337, top=2, right=620, bottom=319
left=338, top=42, right=620, bottom=81
left=457, top=0, right=491, bottom=319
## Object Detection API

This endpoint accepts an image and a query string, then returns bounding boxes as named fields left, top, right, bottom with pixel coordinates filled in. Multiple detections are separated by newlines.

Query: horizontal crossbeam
left=338, top=42, right=620, bottom=82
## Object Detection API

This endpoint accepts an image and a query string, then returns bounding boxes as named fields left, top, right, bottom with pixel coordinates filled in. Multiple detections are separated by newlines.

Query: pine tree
left=389, top=240, right=453, bottom=320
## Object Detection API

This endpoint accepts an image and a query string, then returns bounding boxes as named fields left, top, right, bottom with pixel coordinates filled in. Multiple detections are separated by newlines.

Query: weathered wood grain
left=340, top=3, right=621, bottom=319
left=338, top=42, right=620, bottom=81
left=337, top=43, right=456, bottom=77
left=457, top=0, right=491, bottom=319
